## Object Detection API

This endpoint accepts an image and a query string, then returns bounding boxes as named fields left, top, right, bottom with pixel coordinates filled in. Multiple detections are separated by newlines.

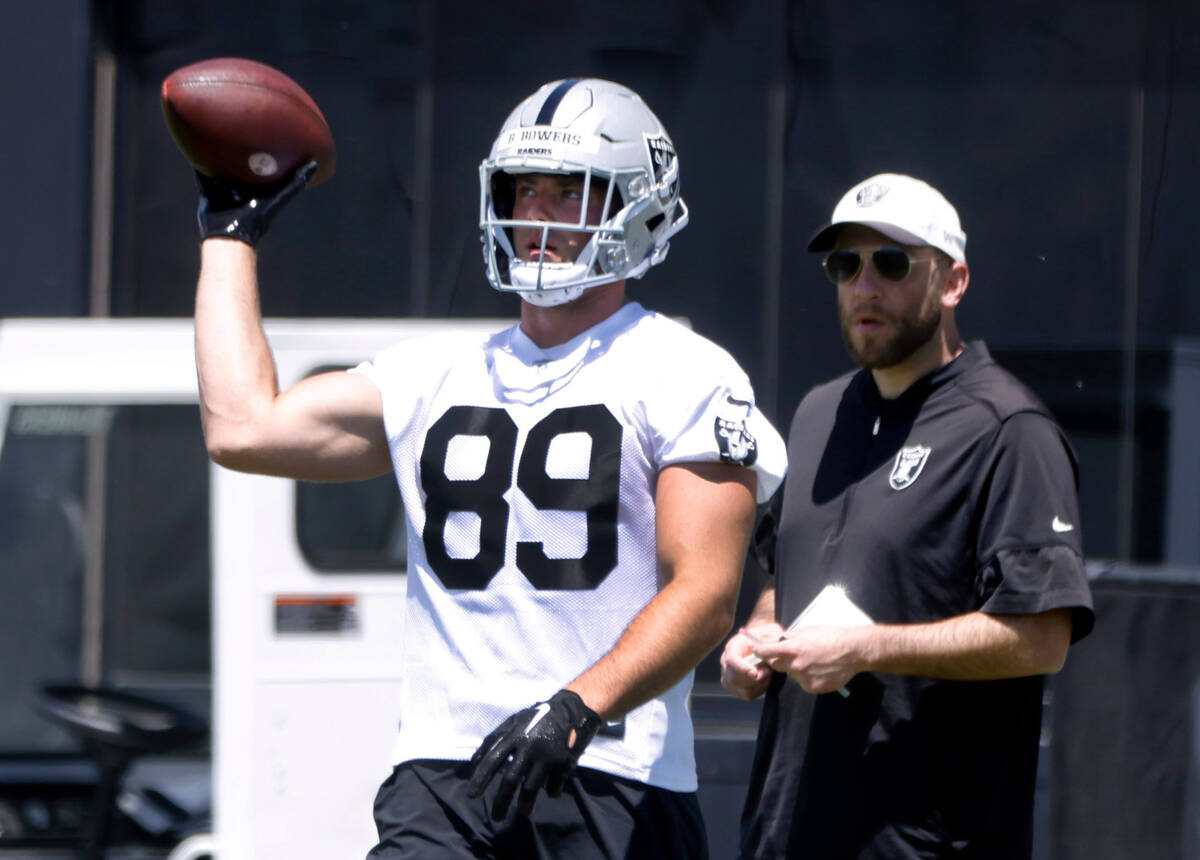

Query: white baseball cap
left=807, top=173, right=967, bottom=262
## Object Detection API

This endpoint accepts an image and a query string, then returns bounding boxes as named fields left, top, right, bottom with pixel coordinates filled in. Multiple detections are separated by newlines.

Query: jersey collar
left=507, top=301, right=646, bottom=365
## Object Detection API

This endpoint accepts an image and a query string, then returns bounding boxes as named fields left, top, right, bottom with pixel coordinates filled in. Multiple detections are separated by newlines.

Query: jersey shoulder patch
left=714, top=397, right=759, bottom=466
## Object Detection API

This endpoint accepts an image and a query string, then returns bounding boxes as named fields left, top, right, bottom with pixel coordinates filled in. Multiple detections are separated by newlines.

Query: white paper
left=785, top=585, right=873, bottom=631
left=747, top=585, right=874, bottom=697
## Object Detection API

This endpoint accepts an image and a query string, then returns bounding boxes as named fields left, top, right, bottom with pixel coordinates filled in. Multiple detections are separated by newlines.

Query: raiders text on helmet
left=479, top=79, right=689, bottom=306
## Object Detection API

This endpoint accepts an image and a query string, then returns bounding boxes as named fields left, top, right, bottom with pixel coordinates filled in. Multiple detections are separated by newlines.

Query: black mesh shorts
left=366, top=758, right=708, bottom=859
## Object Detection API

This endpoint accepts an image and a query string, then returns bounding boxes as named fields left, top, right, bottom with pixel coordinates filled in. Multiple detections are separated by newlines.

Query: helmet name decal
left=495, top=127, right=602, bottom=158
left=506, top=128, right=584, bottom=147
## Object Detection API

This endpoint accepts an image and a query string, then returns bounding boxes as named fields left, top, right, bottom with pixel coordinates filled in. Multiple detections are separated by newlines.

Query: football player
left=191, top=78, right=786, bottom=858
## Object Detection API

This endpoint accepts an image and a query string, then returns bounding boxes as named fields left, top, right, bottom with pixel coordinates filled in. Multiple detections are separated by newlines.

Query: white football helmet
left=479, top=78, right=689, bottom=307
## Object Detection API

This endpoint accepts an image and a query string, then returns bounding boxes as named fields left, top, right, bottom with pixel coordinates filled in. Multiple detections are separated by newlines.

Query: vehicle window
left=0, top=404, right=210, bottom=753
left=295, top=474, right=407, bottom=571
left=292, top=366, right=407, bottom=573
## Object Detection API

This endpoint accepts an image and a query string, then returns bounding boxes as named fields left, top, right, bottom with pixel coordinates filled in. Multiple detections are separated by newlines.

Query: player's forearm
left=195, top=238, right=280, bottom=462
left=567, top=576, right=738, bottom=721
left=567, top=462, right=756, bottom=720
left=858, top=608, right=1073, bottom=680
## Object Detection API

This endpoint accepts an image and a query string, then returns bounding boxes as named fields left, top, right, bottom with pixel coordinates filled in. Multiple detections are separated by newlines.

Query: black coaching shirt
left=740, top=342, right=1094, bottom=860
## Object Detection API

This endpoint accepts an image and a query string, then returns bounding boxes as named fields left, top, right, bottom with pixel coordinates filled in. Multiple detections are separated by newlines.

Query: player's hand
left=753, top=625, right=867, bottom=694
left=196, top=160, right=317, bottom=246
left=719, top=624, right=781, bottom=700
left=466, top=689, right=602, bottom=819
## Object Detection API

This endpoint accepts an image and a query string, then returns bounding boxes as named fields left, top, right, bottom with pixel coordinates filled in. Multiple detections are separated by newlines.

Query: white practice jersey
left=354, top=302, right=786, bottom=791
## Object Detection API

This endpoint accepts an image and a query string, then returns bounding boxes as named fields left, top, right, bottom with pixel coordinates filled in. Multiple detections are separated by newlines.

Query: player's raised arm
left=195, top=223, right=390, bottom=482
left=164, top=58, right=390, bottom=482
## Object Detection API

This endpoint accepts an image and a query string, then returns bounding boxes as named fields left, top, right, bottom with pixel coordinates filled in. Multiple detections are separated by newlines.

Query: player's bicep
left=214, top=369, right=390, bottom=480
left=655, top=461, right=756, bottom=592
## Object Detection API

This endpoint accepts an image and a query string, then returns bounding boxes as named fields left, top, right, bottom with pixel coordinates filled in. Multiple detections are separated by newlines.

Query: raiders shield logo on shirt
left=715, top=416, right=758, bottom=466
left=889, top=444, right=930, bottom=490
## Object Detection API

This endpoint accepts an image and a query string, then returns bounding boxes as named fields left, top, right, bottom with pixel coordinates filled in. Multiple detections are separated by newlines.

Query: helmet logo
left=856, top=182, right=890, bottom=208
left=645, top=135, right=679, bottom=198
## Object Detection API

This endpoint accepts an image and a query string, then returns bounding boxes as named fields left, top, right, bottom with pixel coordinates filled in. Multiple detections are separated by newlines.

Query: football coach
left=720, top=173, right=1094, bottom=859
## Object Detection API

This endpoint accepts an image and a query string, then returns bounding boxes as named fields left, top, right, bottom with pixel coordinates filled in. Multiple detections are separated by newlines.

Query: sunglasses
left=822, top=247, right=934, bottom=285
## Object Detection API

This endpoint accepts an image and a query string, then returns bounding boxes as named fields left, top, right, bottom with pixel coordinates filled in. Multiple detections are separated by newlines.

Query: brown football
left=161, top=57, right=336, bottom=187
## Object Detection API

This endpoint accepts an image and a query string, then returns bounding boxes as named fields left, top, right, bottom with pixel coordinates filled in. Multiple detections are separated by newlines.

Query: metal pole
left=761, top=0, right=787, bottom=421
left=410, top=0, right=435, bottom=316
left=81, top=27, right=118, bottom=686
left=1117, top=85, right=1144, bottom=561
left=89, top=45, right=116, bottom=319
left=82, top=432, right=107, bottom=688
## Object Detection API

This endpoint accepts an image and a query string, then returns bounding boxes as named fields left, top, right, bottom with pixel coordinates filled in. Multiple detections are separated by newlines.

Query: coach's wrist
left=848, top=624, right=886, bottom=675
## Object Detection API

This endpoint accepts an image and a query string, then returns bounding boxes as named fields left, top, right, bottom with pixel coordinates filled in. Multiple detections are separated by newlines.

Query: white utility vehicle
left=0, top=317, right=508, bottom=859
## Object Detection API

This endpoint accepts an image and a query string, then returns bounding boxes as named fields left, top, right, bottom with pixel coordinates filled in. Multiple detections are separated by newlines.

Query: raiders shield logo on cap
left=856, top=181, right=890, bottom=207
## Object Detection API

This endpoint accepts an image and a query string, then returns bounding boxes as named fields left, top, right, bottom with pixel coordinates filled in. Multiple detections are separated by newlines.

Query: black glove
left=466, top=689, right=602, bottom=819
left=195, top=160, right=317, bottom=246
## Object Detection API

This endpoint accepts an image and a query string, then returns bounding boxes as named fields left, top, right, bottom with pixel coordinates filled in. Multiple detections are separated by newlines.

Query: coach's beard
left=840, top=301, right=942, bottom=371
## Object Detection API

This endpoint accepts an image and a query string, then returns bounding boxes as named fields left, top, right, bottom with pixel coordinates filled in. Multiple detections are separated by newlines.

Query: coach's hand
left=467, top=689, right=602, bottom=819
left=720, top=624, right=781, bottom=700
left=196, top=160, right=317, bottom=246
left=754, top=625, right=867, bottom=695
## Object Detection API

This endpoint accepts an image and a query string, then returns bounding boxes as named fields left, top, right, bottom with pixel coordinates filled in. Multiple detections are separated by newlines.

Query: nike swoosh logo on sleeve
left=1052, top=516, right=1074, bottom=533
